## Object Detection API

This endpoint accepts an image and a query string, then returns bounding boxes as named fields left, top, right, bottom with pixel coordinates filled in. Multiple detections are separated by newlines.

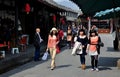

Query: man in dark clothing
left=34, top=28, right=43, bottom=61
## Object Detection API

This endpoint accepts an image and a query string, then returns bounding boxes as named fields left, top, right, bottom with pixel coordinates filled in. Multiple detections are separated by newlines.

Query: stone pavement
left=0, top=34, right=120, bottom=77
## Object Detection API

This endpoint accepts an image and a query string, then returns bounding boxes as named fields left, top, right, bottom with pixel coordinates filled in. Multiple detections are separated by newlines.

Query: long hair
left=49, top=31, right=58, bottom=37
left=67, top=26, right=71, bottom=30
left=78, top=29, right=86, bottom=36
left=89, top=30, right=98, bottom=37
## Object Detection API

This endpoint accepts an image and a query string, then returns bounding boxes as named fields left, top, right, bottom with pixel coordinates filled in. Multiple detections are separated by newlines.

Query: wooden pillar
left=15, top=0, right=19, bottom=45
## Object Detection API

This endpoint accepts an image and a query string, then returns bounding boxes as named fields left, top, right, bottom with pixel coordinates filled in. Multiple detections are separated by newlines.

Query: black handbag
left=98, top=36, right=104, bottom=47
left=98, top=42, right=104, bottom=47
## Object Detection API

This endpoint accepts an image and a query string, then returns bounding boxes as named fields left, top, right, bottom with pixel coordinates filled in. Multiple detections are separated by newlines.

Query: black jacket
left=77, top=36, right=88, bottom=55
left=34, top=33, right=41, bottom=48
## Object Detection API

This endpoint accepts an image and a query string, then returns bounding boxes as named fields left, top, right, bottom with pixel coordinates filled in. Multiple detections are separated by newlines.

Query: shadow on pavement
left=86, top=66, right=91, bottom=69
left=0, top=45, right=67, bottom=76
left=84, top=65, right=112, bottom=71
left=107, top=47, right=119, bottom=52
left=47, top=64, right=72, bottom=69
left=0, top=59, right=50, bottom=76
left=56, top=64, right=72, bottom=69
left=99, top=66, right=112, bottom=71
left=98, top=57, right=120, bottom=70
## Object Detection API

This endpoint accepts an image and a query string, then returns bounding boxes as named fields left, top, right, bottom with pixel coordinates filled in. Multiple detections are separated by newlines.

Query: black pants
left=58, top=39, right=62, bottom=50
left=67, top=41, right=71, bottom=49
left=91, top=55, right=98, bottom=69
left=80, top=54, right=85, bottom=64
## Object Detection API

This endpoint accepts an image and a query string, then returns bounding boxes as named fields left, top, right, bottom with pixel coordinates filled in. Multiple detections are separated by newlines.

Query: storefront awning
left=71, top=0, right=120, bottom=16
left=94, top=7, right=120, bottom=19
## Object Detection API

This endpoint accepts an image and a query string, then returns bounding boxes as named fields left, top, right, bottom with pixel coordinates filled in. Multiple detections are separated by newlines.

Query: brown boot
left=81, top=64, right=86, bottom=70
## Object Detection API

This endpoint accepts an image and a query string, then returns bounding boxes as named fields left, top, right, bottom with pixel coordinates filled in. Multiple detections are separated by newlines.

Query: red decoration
left=60, top=18, right=65, bottom=25
left=25, top=3, right=30, bottom=14
left=53, top=15, right=56, bottom=23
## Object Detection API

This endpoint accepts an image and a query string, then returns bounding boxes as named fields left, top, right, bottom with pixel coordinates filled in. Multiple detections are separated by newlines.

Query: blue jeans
left=80, top=54, right=85, bottom=64
left=34, top=47, right=40, bottom=61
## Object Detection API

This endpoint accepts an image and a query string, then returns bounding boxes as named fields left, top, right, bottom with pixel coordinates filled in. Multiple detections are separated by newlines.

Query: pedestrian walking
left=90, top=25, right=98, bottom=34
left=74, top=29, right=88, bottom=70
left=46, top=27, right=59, bottom=70
left=67, top=26, right=72, bottom=49
left=33, top=28, right=43, bottom=61
left=86, top=30, right=100, bottom=71
left=58, top=27, right=64, bottom=50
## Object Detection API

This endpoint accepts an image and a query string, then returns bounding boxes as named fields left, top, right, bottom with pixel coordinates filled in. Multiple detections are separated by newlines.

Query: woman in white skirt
left=87, top=30, right=99, bottom=71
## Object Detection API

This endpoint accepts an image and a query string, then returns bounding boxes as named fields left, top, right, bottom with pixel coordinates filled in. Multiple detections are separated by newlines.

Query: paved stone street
left=0, top=34, right=120, bottom=77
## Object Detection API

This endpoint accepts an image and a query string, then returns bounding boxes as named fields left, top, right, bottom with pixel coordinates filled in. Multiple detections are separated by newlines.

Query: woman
left=67, top=26, right=72, bottom=49
left=87, top=30, right=99, bottom=71
left=47, top=27, right=59, bottom=70
left=74, top=29, right=88, bottom=70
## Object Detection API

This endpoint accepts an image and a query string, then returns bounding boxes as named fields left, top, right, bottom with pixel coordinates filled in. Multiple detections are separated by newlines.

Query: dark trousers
left=80, top=54, right=86, bottom=64
left=34, top=47, right=40, bottom=61
left=58, top=39, right=62, bottom=50
left=91, top=55, right=98, bottom=69
left=67, top=41, right=71, bottom=49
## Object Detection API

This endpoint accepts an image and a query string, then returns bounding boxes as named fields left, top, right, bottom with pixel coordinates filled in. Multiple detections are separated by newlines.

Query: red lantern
left=53, top=15, right=56, bottom=22
left=25, top=3, right=30, bottom=14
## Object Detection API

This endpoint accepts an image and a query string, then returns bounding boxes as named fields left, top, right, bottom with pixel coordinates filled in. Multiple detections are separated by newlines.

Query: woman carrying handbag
left=74, top=29, right=88, bottom=70
left=46, top=27, right=59, bottom=70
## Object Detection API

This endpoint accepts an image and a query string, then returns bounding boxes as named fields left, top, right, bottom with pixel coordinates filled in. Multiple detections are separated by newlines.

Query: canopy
left=71, top=0, right=120, bottom=16
left=94, top=7, right=120, bottom=19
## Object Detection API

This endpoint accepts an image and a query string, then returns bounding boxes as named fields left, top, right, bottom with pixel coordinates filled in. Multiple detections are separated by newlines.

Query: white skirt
left=89, top=51, right=98, bottom=56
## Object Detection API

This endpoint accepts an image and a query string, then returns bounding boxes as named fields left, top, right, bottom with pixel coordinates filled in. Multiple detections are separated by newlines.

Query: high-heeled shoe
left=50, top=67, right=54, bottom=70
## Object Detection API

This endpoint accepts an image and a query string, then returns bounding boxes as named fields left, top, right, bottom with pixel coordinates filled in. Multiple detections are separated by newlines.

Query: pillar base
left=117, top=59, right=120, bottom=69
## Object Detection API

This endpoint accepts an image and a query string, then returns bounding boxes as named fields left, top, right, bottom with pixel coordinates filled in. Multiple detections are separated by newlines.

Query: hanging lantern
left=25, top=3, right=31, bottom=14
left=53, top=15, right=56, bottom=23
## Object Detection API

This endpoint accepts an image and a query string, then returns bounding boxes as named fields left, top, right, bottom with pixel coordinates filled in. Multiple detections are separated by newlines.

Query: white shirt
left=37, top=32, right=43, bottom=43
